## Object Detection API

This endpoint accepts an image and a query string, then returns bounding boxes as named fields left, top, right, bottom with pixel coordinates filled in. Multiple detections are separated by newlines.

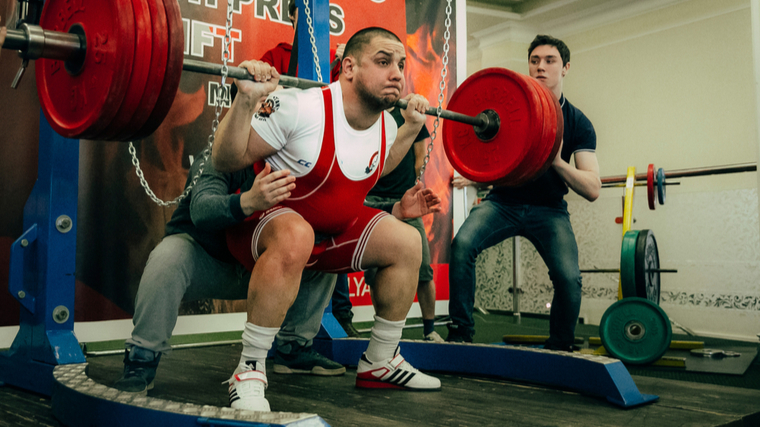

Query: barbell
left=2, top=0, right=562, bottom=186
left=602, top=162, right=758, bottom=210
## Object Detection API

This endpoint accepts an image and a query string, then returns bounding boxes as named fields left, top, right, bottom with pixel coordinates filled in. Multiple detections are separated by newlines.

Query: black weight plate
left=635, top=229, right=660, bottom=305
left=657, top=168, right=666, bottom=205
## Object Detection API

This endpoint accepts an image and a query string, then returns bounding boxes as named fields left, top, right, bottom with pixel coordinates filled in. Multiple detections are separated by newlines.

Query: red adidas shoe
left=356, top=348, right=441, bottom=390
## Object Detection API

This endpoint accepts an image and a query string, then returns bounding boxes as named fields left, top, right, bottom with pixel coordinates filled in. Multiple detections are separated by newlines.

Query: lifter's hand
left=393, top=181, right=441, bottom=219
left=235, top=60, right=280, bottom=104
left=400, top=93, right=429, bottom=127
left=240, top=163, right=296, bottom=215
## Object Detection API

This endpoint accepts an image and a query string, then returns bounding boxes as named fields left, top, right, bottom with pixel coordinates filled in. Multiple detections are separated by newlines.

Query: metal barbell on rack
left=2, top=0, right=563, bottom=186
left=602, top=162, right=757, bottom=210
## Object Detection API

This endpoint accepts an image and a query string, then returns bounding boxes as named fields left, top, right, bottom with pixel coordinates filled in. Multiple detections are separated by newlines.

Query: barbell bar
left=601, top=162, right=757, bottom=185
left=603, top=162, right=756, bottom=210
left=580, top=268, right=678, bottom=273
left=3, top=25, right=501, bottom=142
left=601, top=182, right=680, bottom=189
left=182, top=59, right=501, bottom=139
left=3, top=0, right=560, bottom=186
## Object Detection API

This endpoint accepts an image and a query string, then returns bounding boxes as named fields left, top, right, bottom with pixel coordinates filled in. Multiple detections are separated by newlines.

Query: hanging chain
left=302, top=0, right=323, bottom=83
left=130, top=0, right=234, bottom=207
left=418, top=0, right=452, bottom=182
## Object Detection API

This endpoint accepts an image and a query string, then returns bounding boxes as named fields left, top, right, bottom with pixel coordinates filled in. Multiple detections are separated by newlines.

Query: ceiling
left=466, top=0, right=627, bottom=36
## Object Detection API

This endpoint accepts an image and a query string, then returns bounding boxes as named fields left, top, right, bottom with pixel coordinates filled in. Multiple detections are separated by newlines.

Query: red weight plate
left=491, top=75, right=547, bottom=187
left=442, top=67, right=544, bottom=184
left=131, top=0, right=184, bottom=140
left=538, top=83, right=563, bottom=179
left=647, top=163, right=656, bottom=210
left=113, top=0, right=169, bottom=141
left=96, top=0, right=153, bottom=140
left=524, top=80, right=562, bottom=184
left=510, top=76, right=557, bottom=186
left=36, top=0, right=136, bottom=139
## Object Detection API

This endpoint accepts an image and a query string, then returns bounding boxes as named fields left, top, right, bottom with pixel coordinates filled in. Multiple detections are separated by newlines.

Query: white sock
left=364, top=315, right=405, bottom=363
left=239, top=322, right=279, bottom=372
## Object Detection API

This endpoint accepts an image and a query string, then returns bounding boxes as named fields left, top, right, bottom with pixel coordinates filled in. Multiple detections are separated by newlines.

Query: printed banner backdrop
left=0, top=0, right=457, bottom=328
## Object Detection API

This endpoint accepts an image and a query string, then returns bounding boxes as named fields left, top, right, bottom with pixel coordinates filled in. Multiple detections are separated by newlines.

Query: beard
left=355, top=77, right=399, bottom=112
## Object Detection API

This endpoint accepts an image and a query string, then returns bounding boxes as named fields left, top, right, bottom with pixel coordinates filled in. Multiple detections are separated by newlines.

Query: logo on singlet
left=365, top=151, right=380, bottom=174
left=255, top=96, right=280, bottom=120
left=297, top=159, right=313, bottom=168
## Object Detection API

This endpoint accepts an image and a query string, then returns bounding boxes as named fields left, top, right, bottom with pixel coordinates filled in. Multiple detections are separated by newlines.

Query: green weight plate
left=599, top=297, right=672, bottom=365
left=620, top=230, right=639, bottom=299
left=635, top=229, right=660, bottom=305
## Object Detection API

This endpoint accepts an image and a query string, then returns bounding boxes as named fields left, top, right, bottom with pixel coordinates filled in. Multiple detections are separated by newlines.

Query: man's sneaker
left=445, top=324, right=474, bottom=343
left=113, top=347, right=161, bottom=395
left=423, top=331, right=445, bottom=343
left=335, top=313, right=361, bottom=338
left=356, top=348, right=441, bottom=391
left=273, top=344, right=346, bottom=376
left=225, top=361, right=270, bottom=412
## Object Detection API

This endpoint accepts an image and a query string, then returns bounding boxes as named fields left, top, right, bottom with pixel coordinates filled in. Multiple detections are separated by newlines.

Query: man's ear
left=342, top=56, right=357, bottom=80
left=562, top=61, right=570, bottom=77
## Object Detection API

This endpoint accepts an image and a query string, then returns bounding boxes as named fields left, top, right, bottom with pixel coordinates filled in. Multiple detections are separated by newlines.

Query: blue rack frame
left=0, top=113, right=86, bottom=397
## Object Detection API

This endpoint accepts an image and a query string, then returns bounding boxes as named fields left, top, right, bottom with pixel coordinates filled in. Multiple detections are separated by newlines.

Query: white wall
left=467, top=0, right=760, bottom=341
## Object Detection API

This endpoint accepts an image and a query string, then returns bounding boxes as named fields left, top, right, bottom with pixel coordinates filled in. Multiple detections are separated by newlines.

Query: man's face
left=529, top=45, right=568, bottom=91
left=353, top=36, right=406, bottom=111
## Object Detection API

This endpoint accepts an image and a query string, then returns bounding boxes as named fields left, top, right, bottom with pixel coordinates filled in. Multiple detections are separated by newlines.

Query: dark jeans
left=448, top=200, right=582, bottom=348
left=331, top=274, right=353, bottom=320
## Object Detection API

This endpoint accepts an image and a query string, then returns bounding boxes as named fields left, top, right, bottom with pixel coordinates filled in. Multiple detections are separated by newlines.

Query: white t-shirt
left=250, top=81, right=398, bottom=181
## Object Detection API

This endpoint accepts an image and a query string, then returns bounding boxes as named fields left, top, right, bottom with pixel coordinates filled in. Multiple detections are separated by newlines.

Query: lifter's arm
left=212, top=60, right=281, bottom=173
left=382, top=94, right=429, bottom=176
left=190, top=162, right=295, bottom=229
left=553, top=145, right=601, bottom=202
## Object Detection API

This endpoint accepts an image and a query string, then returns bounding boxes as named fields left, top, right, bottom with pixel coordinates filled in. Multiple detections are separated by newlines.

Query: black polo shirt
left=487, top=94, right=596, bottom=209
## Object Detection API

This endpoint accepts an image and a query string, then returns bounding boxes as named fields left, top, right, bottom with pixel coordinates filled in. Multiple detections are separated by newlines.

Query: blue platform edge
left=50, top=367, right=330, bottom=427
left=313, top=338, right=659, bottom=408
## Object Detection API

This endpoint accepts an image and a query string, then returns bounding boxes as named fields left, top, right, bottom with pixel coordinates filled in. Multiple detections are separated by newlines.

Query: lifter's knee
left=390, top=222, right=422, bottom=269
left=550, top=268, right=582, bottom=298
left=258, top=215, right=315, bottom=270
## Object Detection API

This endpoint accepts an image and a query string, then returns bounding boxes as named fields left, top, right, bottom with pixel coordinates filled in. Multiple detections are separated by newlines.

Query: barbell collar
left=2, top=27, right=29, bottom=52
left=2, top=26, right=83, bottom=61
left=474, top=109, right=500, bottom=141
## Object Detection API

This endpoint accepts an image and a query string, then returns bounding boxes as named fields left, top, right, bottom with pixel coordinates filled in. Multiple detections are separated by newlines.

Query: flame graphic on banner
left=405, top=22, right=456, bottom=264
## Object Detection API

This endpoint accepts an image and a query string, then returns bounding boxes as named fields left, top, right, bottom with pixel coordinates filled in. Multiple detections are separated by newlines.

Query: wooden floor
left=2, top=342, right=759, bottom=427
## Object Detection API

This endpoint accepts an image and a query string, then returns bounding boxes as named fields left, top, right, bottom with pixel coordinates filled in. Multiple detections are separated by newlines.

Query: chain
left=302, top=0, right=323, bottom=83
left=130, top=0, right=234, bottom=207
left=418, top=0, right=452, bottom=182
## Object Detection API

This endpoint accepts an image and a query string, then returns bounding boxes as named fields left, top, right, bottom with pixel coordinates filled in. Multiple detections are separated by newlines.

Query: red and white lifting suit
left=227, top=84, right=394, bottom=273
